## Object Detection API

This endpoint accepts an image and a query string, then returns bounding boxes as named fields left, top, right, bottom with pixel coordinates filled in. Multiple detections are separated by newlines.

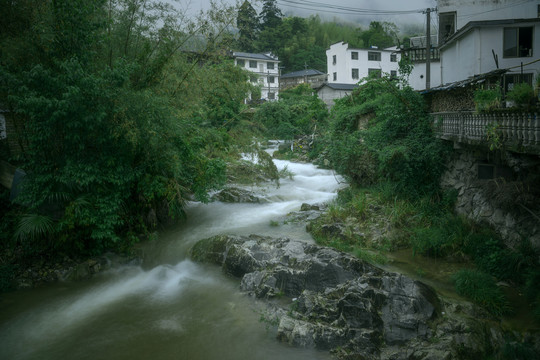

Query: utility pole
left=425, top=7, right=432, bottom=90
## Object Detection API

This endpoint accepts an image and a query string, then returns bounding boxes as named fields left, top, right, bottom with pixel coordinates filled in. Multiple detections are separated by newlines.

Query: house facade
left=280, top=69, right=327, bottom=90
left=438, top=0, right=540, bottom=88
left=233, top=52, right=280, bottom=101
left=407, top=35, right=442, bottom=91
left=326, top=42, right=401, bottom=85
left=316, top=83, right=358, bottom=109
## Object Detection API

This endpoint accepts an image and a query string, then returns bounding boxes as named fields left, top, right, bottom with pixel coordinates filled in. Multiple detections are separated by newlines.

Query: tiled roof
left=320, top=83, right=359, bottom=91
left=233, top=52, right=279, bottom=61
left=281, top=69, right=326, bottom=79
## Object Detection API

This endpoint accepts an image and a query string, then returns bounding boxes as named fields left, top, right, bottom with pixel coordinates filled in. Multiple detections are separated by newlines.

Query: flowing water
left=0, top=146, right=345, bottom=360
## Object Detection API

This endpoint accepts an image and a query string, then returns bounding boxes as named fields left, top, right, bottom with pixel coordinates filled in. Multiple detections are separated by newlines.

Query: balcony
left=432, top=111, right=540, bottom=155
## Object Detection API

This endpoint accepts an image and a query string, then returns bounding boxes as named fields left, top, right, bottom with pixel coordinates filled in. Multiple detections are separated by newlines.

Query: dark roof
left=319, top=83, right=359, bottom=91
left=281, top=69, right=326, bottom=79
left=441, top=18, right=540, bottom=50
left=233, top=52, right=279, bottom=61
left=420, top=69, right=507, bottom=94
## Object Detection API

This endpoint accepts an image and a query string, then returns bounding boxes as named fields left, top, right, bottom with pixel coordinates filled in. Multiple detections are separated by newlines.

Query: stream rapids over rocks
left=0, top=142, right=537, bottom=359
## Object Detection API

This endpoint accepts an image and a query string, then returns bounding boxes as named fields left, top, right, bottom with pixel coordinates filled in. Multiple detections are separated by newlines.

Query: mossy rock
left=189, top=235, right=229, bottom=264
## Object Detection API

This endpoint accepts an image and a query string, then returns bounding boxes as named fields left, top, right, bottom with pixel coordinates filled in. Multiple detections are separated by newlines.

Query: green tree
left=236, top=0, right=259, bottom=52
left=360, top=21, right=398, bottom=49
left=259, top=0, right=283, bottom=31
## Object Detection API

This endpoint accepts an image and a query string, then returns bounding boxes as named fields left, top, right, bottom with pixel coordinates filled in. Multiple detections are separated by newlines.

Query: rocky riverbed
left=190, top=233, right=540, bottom=360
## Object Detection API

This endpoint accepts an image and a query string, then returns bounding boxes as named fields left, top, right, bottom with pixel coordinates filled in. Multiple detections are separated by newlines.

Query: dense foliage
left=0, top=0, right=251, bottom=256
left=253, top=84, right=328, bottom=139
left=325, top=74, right=450, bottom=197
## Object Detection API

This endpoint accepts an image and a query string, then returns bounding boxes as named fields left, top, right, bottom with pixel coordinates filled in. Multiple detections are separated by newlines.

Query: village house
left=326, top=41, right=401, bottom=84
left=279, top=69, right=327, bottom=90
left=437, top=0, right=540, bottom=89
left=232, top=52, right=280, bottom=101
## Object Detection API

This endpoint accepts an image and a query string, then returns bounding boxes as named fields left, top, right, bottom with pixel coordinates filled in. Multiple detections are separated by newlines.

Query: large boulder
left=190, top=235, right=439, bottom=358
left=211, top=187, right=263, bottom=203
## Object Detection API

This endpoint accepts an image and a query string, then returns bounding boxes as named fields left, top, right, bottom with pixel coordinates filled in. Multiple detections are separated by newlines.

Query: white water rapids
left=0, top=145, right=344, bottom=360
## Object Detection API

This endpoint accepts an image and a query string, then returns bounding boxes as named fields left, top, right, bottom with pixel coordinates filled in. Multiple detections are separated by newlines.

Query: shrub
left=453, top=269, right=511, bottom=316
left=507, top=83, right=535, bottom=108
left=474, top=86, right=501, bottom=113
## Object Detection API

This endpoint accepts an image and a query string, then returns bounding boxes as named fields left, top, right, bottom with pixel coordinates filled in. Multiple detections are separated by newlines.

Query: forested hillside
left=236, top=0, right=408, bottom=72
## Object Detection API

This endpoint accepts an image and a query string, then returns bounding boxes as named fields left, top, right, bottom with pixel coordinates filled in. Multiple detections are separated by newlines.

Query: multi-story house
left=233, top=52, right=280, bottom=101
left=326, top=41, right=401, bottom=85
left=437, top=0, right=540, bottom=90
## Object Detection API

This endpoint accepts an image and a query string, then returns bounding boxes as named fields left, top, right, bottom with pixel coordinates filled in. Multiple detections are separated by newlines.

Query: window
left=368, top=68, right=381, bottom=78
left=249, top=60, right=257, bottom=68
left=237, top=59, right=245, bottom=67
left=268, top=92, right=275, bottom=100
left=368, top=51, right=381, bottom=61
left=268, top=76, right=275, bottom=84
left=390, top=54, right=397, bottom=62
left=351, top=51, right=358, bottom=60
left=503, top=27, right=533, bottom=57
left=439, top=12, right=456, bottom=43
left=332, top=55, right=336, bottom=65
left=351, top=68, right=359, bottom=80
left=333, top=72, right=337, bottom=81
left=267, top=62, right=275, bottom=70
left=250, top=75, right=257, bottom=83
left=390, top=70, right=397, bottom=79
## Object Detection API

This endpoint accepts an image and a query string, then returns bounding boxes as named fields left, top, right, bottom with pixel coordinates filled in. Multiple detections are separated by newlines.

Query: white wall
left=438, top=0, right=540, bottom=30
left=235, top=57, right=280, bottom=100
left=317, top=86, right=353, bottom=108
left=327, top=42, right=400, bottom=84
left=441, top=23, right=540, bottom=84
left=409, top=61, right=442, bottom=90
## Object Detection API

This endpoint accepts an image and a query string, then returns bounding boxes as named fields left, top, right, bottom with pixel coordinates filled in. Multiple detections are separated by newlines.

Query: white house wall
left=441, top=23, right=540, bottom=84
left=235, top=57, right=280, bottom=100
left=438, top=0, right=540, bottom=30
left=409, top=61, right=442, bottom=90
left=327, top=42, right=400, bottom=84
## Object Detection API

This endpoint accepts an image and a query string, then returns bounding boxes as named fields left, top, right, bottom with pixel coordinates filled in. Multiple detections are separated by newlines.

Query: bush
left=326, top=76, right=450, bottom=197
left=507, top=83, right=535, bottom=108
left=474, top=86, right=501, bottom=113
left=453, top=269, right=511, bottom=316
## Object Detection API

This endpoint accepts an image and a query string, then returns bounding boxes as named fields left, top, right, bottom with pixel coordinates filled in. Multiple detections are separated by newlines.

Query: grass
left=452, top=269, right=512, bottom=317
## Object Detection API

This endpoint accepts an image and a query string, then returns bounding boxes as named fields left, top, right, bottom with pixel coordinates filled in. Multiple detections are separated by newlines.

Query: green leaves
left=327, top=76, right=449, bottom=197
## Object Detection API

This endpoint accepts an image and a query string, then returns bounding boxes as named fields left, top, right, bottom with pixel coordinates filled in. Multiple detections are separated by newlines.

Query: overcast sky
left=176, top=0, right=438, bottom=28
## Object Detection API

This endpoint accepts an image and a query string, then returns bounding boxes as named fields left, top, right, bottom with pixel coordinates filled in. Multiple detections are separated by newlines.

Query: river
left=0, top=147, right=345, bottom=360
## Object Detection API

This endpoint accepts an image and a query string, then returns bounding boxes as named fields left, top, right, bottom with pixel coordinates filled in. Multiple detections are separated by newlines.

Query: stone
left=191, top=235, right=440, bottom=358
left=300, top=203, right=320, bottom=211
left=211, top=187, right=262, bottom=203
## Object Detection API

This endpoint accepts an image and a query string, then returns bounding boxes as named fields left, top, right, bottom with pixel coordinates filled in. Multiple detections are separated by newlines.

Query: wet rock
left=300, top=203, right=320, bottom=211
left=212, top=187, right=263, bottom=203
left=190, top=235, right=439, bottom=358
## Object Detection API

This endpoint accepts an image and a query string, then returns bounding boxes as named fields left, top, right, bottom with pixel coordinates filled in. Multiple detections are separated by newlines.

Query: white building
left=437, top=0, right=540, bottom=89
left=326, top=42, right=401, bottom=85
left=233, top=52, right=280, bottom=101
left=317, top=83, right=358, bottom=109
left=407, top=35, right=442, bottom=91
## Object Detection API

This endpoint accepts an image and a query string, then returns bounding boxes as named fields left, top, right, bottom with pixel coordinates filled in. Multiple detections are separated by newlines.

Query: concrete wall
left=317, top=86, right=352, bottom=108
left=441, top=23, right=540, bottom=84
left=409, top=61, right=442, bottom=90
left=438, top=0, right=540, bottom=30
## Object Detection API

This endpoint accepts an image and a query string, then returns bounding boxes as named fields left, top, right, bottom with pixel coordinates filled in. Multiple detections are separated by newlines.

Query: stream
left=0, top=145, right=345, bottom=360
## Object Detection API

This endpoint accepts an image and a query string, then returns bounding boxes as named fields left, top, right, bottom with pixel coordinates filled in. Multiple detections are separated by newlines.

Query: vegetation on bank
left=273, top=69, right=540, bottom=325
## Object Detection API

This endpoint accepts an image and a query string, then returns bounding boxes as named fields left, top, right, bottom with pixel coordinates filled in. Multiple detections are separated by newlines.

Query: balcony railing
left=432, top=111, right=540, bottom=153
